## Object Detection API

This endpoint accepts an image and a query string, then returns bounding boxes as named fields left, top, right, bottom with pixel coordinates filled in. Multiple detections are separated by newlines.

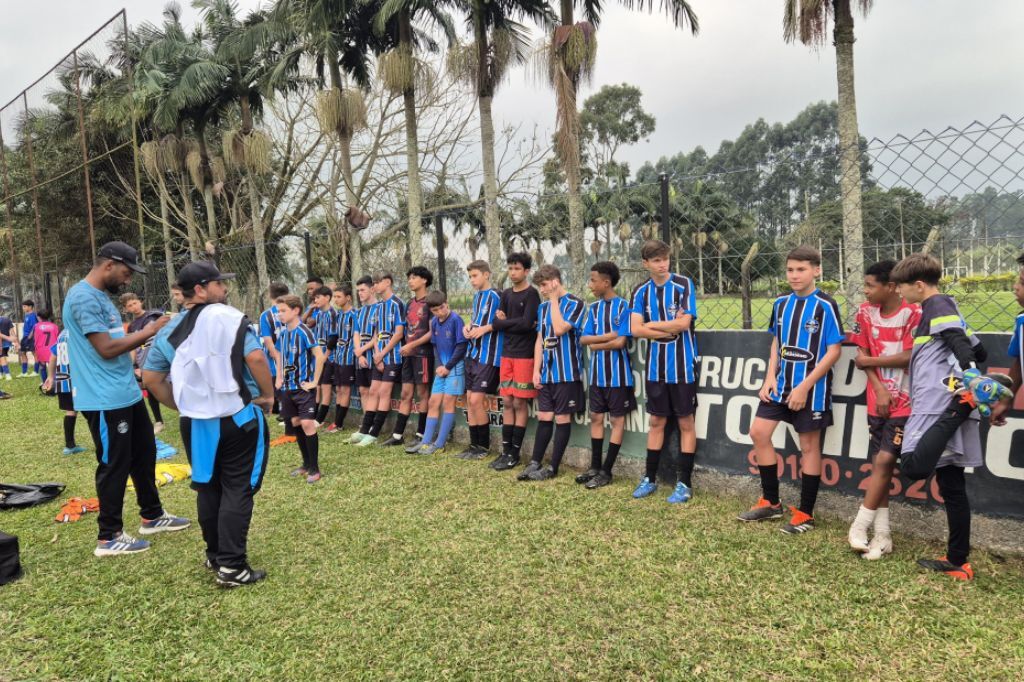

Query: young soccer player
left=275, top=295, right=327, bottom=483
left=122, top=293, right=166, bottom=433
left=411, top=291, right=467, bottom=455
left=305, top=286, right=339, bottom=426
left=846, top=260, right=920, bottom=559
left=259, top=282, right=289, bottom=417
left=32, top=309, right=59, bottom=385
left=460, top=260, right=503, bottom=459
left=353, top=273, right=405, bottom=447
left=578, top=261, right=635, bottom=489
left=392, top=266, right=434, bottom=449
left=629, top=240, right=701, bottom=504
left=19, top=299, right=38, bottom=377
left=305, top=276, right=324, bottom=303
left=517, top=265, right=586, bottom=481
left=43, top=328, right=85, bottom=455
left=891, top=254, right=987, bottom=580
left=349, top=276, right=380, bottom=443
left=326, top=285, right=356, bottom=434
left=489, top=252, right=541, bottom=470
left=0, top=311, right=14, bottom=380
left=738, top=245, right=844, bottom=533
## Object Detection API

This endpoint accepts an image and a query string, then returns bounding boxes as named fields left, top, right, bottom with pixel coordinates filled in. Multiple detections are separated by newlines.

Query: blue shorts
left=432, top=362, right=465, bottom=396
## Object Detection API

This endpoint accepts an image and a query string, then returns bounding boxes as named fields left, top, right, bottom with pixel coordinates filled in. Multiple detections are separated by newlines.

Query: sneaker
left=516, top=461, right=542, bottom=481
left=0, top=391, right=11, bottom=399
left=526, top=464, right=557, bottom=481
left=306, top=472, right=322, bottom=484
left=667, top=482, right=692, bottom=504
left=355, top=433, right=378, bottom=448
left=404, top=439, right=424, bottom=454
left=216, top=564, right=268, bottom=588
left=917, top=556, right=974, bottom=581
left=3, top=374, right=11, bottom=381
left=463, top=447, right=489, bottom=461
left=62, top=446, right=85, bottom=455
left=457, top=444, right=479, bottom=459
left=575, top=468, right=600, bottom=484
left=780, top=507, right=815, bottom=534
left=349, top=431, right=367, bottom=444
left=848, top=523, right=870, bottom=553
left=585, top=471, right=613, bottom=489
left=863, top=534, right=893, bottom=561
left=139, top=512, right=191, bottom=535
left=737, top=498, right=783, bottom=522
left=325, top=424, right=339, bottom=435
left=488, top=452, right=509, bottom=470
left=492, top=455, right=520, bottom=471
left=418, top=443, right=444, bottom=456
left=153, top=421, right=165, bottom=435
left=632, top=478, right=658, bottom=499
left=289, top=467, right=308, bottom=477
left=380, top=436, right=404, bottom=447
left=94, top=532, right=150, bottom=557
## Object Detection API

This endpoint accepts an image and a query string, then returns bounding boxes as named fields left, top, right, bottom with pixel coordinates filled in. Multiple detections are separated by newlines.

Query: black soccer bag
left=0, top=482, right=66, bottom=509
left=0, top=532, right=22, bottom=585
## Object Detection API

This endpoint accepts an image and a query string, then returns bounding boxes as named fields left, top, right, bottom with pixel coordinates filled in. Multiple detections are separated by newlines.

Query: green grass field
left=2, top=383, right=1024, bottom=680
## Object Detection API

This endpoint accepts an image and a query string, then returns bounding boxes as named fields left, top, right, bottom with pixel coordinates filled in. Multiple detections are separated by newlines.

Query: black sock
left=478, top=425, right=491, bottom=451
left=147, top=395, right=163, bottom=423
left=645, top=448, right=661, bottom=481
left=550, top=423, right=572, bottom=473
left=603, top=442, right=621, bottom=474
left=370, top=410, right=389, bottom=437
left=759, top=465, right=780, bottom=505
left=677, top=451, right=696, bottom=487
left=316, top=404, right=330, bottom=423
left=590, top=437, right=603, bottom=470
left=468, top=423, right=480, bottom=447
left=512, top=426, right=527, bottom=460
left=285, top=419, right=296, bottom=436
left=799, top=474, right=821, bottom=516
left=936, top=466, right=971, bottom=566
left=416, top=412, right=428, bottom=438
left=306, top=433, right=320, bottom=474
left=501, top=424, right=514, bottom=456
left=63, top=415, right=76, bottom=449
left=296, top=430, right=309, bottom=469
left=360, top=411, right=376, bottom=434
left=531, top=420, right=554, bottom=463
left=392, top=412, right=410, bottom=439
left=335, top=405, right=348, bottom=429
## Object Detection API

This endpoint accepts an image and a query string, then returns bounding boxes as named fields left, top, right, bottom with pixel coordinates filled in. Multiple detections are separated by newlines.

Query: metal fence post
left=434, top=214, right=447, bottom=295
left=43, top=271, right=53, bottom=313
left=304, top=230, right=313, bottom=281
left=659, top=173, right=672, bottom=270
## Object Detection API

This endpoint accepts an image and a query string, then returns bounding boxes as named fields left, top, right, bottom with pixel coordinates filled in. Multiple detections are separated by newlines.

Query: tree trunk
left=202, top=185, right=218, bottom=243
left=556, top=1, right=585, bottom=293
left=248, top=175, right=269, bottom=295
left=478, top=95, right=503, bottom=276
left=834, top=0, right=865, bottom=310
left=157, top=175, right=175, bottom=294
left=195, top=124, right=218, bottom=242
left=399, top=12, right=423, bottom=265
left=181, top=171, right=200, bottom=259
left=338, top=133, right=362, bottom=283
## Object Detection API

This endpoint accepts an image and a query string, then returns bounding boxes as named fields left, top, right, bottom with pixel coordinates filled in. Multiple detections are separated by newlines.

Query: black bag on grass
left=0, top=532, right=22, bottom=585
left=0, top=482, right=65, bottom=509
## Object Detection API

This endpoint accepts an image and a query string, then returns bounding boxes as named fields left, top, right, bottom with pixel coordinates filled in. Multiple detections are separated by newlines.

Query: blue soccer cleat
left=62, top=446, right=86, bottom=456
left=667, top=482, right=692, bottom=504
left=632, top=478, right=658, bottom=499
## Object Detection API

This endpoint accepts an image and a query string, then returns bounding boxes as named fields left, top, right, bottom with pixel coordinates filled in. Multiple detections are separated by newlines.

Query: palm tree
left=449, top=0, right=554, bottom=276
left=784, top=0, right=870, bottom=308
left=545, top=1, right=698, bottom=292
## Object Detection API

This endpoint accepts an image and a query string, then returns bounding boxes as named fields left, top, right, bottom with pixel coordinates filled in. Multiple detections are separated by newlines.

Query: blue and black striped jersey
left=53, top=329, right=72, bottom=394
left=373, top=296, right=406, bottom=365
left=468, top=288, right=503, bottom=367
left=630, top=274, right=699, bottom=384
left=334, top=309, right=356, bottom=365
left=537, top=294, right=586, bottom=384
left=311, top=307, right=338, bottom=352
left=583, top=297, right=634, bottom=388
left=276, top=324, right=317, bottom=391
left=768, top=289, right=844, bottom=411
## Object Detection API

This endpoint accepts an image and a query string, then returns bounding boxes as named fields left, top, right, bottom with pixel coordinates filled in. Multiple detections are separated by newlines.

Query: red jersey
left=848, top=300, right=920, bottom=418
left=404, top=296, right=432, bottom=357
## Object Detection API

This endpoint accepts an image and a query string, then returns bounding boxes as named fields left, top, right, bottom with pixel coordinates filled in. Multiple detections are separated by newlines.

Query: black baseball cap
left=97, top=241, right=147, bottom=274
left=176, top=261, right=237, bottom=291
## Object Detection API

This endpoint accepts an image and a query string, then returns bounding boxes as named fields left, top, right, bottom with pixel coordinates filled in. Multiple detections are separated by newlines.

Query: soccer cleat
left=306, top=472, right=321, bottom=484
left=269, top=435, right=296, bottom=447
left=667, top=482, right=693, bottom=504
left=348, top=431, right=366, bottom=444
left=456, top=444, right=480, bottom=459
left=216, top=565, right=268, bottom=588
left=0, top=391, right=11, bottom=400
left=526, top=465, right=557, bottom=481
left=139, top=512, right=191, bottom=535
left=153, top=421, right=165, bottom=435
left=848, top=523, right=870, bottom=553
left=355, top=433, right=378, bottom=448
left=289, top=467, right=308, bottom=478
left=575, top=468, right=600, bottom=484
left=62, top=446, right=86, bottom=456
left=324, top=424, right=339, bottom=435
left=516, top=461, right=542, bottom=481
left=492, top=454, right=520, bottom=471
left=404, top=439, right=424, bottom=454
left=737, top=498, right=783, bottom=522
left=94, top=532, right=150, bottom=557
left=632, top=478, right=658, bottom=499
left=461, top=446, right=489, bottom=461
left=780, top=507, right=815, bottom=534
left=917, top=556, right=974, bottom=581
left=585, top=471, right=613, bottom=489
left=2, top=374, right=11, bottom=381
left=380, top=436, right=404, bottom=447
left=418, top=443, right=445, bottom=456
left=863, top=534, right=893, bottom=561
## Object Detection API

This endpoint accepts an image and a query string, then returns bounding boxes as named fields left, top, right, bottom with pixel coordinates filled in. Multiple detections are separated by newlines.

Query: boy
left=847, top=261, right=920, bottom=559
left=629, top=240, right=701, bottom=504
left=43, top=327, right=85, bottom=455
left=353, top=273, right=404, bottom=447
left=122, top=293, right=166, bottom=433
left=304, top=286, right=339, bottom=426
left=517, top=265, right=586, bottom=481
left=739, top=245, right=844, bottom=533
left=578, top=261, right=635, bottom=489
left=259, top=282, right=289, bottom=418
left=392, top=266, right=434, bottom=449
left=171, top=284, right=185, bottom=311
left=32, top=309, right=59, bottom=385
left=275, top=295, right=327, bottom=483
left=19, top=299, right=38, bottom=377
left=326, top=285, right=356, bottom=434
left=349, top=276, right=380, bottom=443
left=0, top=311, right=14, bottom=379
left=461, top=261, right=503, bottom=459
left=412, top=291, right=468, bottom=455
left=489, top=252, right=541, bottom=470
left=892, top=254, right=987, bottom=580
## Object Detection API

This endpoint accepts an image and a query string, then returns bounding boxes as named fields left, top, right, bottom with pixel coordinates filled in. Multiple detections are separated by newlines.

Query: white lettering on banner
left=700, top=356, right=721, bottom=389
left=743, top=358, right=766, bottom=391
left=832, top=348, right=867, bottom=398
left=724, top=396, right=759, bottom=444
left=986, top=416, right=1024, bottom=481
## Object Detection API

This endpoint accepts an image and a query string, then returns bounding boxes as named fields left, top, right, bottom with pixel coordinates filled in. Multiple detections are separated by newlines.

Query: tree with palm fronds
left=449, top=0, right=554, bottom=276
left=784, top=0, right=870, bottom=308
left=545, top=1, right=698, bottom=292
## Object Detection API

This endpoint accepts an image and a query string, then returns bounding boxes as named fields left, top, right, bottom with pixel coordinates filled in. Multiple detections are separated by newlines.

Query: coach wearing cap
left=62, top=241, right=191, bottom=558
left=142, top=261, right=274, bottom=587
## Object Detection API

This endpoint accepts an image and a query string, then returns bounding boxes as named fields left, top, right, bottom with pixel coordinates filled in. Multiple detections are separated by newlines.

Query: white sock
left=853, top=505, right=877, bottom=530
left=874, top=507, right=891, bottom=536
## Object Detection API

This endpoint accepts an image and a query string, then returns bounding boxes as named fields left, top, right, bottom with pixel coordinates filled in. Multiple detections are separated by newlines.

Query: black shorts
left=19, top=337, right=31, bottom=350
left=401, top=355, right=433, bottom=385
left=280, top=389, right=317, bottom=421
left=58, top=392, right=74, bottom=412
left=868, top=415, right=907, bottom=458
left=319, top=362, right=336, bottom=386
left=372, top=363, right=402, bottom=383
left=645, top=380, right=698, bottom=417
left=755, top=400, right=833, bottom=433
left=465, top=358, right=499, bottom=394
left=537, top=381, right=585, bottom=415
left=355, top=364, right=373, bottom=388
left=589, top=385, right=637, bottom=417
left=333, top=363, right=356, bottom=387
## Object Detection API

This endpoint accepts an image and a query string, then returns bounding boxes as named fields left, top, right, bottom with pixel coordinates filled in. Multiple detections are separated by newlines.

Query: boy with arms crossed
left=354, top=273, right=405, bottom=446
left=276, top=295, right=327, bottom=482
left=460, top=261, right=503, bottom=459
left=413, top=291, right=468, bottom=455
left=326, top=285, right=356, bottom=434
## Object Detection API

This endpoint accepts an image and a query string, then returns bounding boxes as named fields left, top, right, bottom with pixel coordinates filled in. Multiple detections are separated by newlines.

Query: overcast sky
left=1, top=1, right=1022, bottom=173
